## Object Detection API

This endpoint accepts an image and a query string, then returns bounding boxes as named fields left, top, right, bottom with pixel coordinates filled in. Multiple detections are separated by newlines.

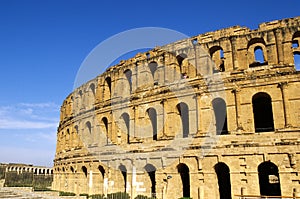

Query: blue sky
left=0, top=0, right=299, bottom=167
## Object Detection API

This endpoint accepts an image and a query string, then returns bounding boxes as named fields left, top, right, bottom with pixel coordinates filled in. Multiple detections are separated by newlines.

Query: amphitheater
left=53, top=17, right=300, bottom=199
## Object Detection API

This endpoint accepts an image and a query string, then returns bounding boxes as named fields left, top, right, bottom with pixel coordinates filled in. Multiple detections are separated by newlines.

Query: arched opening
left=210, top=46, right=225, bottom=72
left=147, top=108, right=157, bottom=140
left=90, top=83, right=95, bottom=97
left=85, top=122, right=92, bottom=144
left=82, top=166, right=88, bottom=178
left=176, top=102, right=189, bottom=138
left=247, top=38, right=268, bottom=67
left=119, top=164, right=127, bottom=192
left=252, top=92, right=274, bottom=132
left=124, top=69, right=132, bottom=92
left=145, top=164, right=156, bottom=198
left=254, top=46, right=264, bottom=63
left=102, top=117, right=109, bottom=143
left=148, top=62, right=158, bottom=79
left=258, top=161, right=281, bottom=196
left=66, top=128, right=70, bottom=149
left=98, top=165, right=105, bottom=179
left=177, top=163, right=190, bottom=198
left=85, top=122, right=92, bottom=133
left=121, top=113, right=130, bottom=143
left=294, top=52, right=300, bottom=71
left=176, top=54, right=188, bottom=76
left=176, top=54, right=187, bottom=67
left=214, top=162, right=232, bottom=199
left=292, top=40, right=299, bottom=48
left=78, top=90, right=83, bottom=110
left=104, top=77, right=111, bottom=100
left=212, top=98, right=228, bottom=135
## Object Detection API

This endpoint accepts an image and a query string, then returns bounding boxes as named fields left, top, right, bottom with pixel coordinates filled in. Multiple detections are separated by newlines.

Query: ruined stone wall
left=53, top=17, right=300, bottom=198
left=2, top=164, right=53, bottom=189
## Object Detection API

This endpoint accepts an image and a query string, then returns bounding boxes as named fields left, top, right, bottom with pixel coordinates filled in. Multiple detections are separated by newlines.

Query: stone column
left=232, top=88, right=243, bottom=132
left=274, top=28, right=284, bottom=64
left=278, top=82, right=291, bottom=128
left=195, top=92, right=203, bottom=136
left=110, top=111, right=116, bottom=144
left=230, top=36, right=238, bottom=70
left=160, top=99, right=166, bottom=138
left=133, top=106, right=136, bottom=139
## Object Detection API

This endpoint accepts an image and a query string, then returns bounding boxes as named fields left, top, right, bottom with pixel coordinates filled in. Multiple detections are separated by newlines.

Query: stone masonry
left=53, top=17, right=300, bottom=199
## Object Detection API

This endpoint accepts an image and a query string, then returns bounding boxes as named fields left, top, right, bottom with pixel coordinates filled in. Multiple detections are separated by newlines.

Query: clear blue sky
left=0, top=0, right=299, bottom=167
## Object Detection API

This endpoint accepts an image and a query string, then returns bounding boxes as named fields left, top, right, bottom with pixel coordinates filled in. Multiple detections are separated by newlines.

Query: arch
left=147, top=108, right=157, bottom=140
left=176, top=53, right=187, bottom=68
left=294, top=52, right=300, bottom=71
left=104, top=77, right=111, bottom=100
left=89, top=83, right=96, bottom=96
left=145, top=164, right=156, bottom=197
left=247, top=37, right=266, bottom=48
left=210, top=46, right=225, bottom=72
left=214, top=162, right=232, bottom=199
left=254, top=46, right=264, bottom=63
left=212, top=98, right=228, bottom=135
left=85, top=121, right=92, bottom=135
left=176, top=102, right=189, bottom=138
left=258, top=161, right=281, bottom=196
left=292, top=40, right=299, bottom=48
left=124, top=69, right=132, bottom=92
left=148, top=61, right=158, bottom=78
left=252, top=92, right=274, bottom=132
left=77, top=90, right=83, bottom=110
left=119, top=164, right=127, bottom=192
left=248, top=38, right=268, bottom=67
left=121, top=113, right=130, bottom=143
left=98, top=165, right=105, bottom=179
left=176, top=53, right=188, bottom=76
left=177, top=163, right=190, bottom=198
left=102, top=117, right=109, bottom=143
left=293, top=31, right=300, bottom=70
left=66, top=128, right=70, bottom=148
left=82, top=166, right=88, bottom=178
left=70, top=166, right=75, bottom=173
left=292, top=31, right=300, bottom=40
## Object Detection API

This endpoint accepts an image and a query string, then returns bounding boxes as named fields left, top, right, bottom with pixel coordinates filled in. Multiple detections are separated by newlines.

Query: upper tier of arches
left=59, top=17, right=300, bottom=126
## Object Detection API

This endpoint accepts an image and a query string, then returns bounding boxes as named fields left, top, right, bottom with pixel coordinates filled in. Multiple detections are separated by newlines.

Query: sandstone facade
left=53, top=17, right=300, bottom=198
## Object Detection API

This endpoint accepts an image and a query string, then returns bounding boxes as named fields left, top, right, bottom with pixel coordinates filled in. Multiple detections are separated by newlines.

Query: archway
left=214, top=162, right=232, bottom=199
left=177, top=163, right=190, bottom=197
left=145, top=164, right=156, bottom=197
left=212, top=98, right=228, bottom=135
left=147, top=108, right=157, bottom=140
left=176, top=103, right=189, bottom=138
left=124, top=69, right=132, bottom=92
left=121, top=113, right=130, bottom=143
left=119, top=164, right=127, bottom=192
left=148, top=62, right=158, bottom=79
left=101, top=117, right=109, bottom=144
left=252, top=92, right=274, bottom=132
left=258, top=161, right=281, bottom=196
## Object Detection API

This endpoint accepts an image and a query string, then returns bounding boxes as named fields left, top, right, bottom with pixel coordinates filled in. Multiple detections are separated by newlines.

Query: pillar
left=232, top=88, right=243, bottom=132
left=278, top=82, right=291, bottom=128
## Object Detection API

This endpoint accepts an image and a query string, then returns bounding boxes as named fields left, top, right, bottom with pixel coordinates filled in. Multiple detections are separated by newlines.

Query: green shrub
left=33, top=186, right=52, bottom=191
left=134, top=195, right=156, bottom=199
left=179, top=197, right=192, bottom=199
left=80, top=193, right=89, bottom=197
left=107, top=192, right=130, bottom=199
left=59, top=191, right=76, bottom=196
left=89, top=194, right=105, bottom=199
